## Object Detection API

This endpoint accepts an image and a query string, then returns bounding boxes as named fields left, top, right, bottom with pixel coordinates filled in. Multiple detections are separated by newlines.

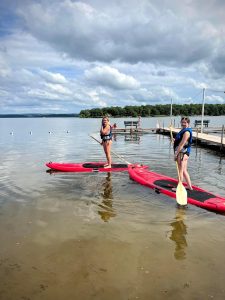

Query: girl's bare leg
left=179, top=155, right=192, bottom=190
left=106, top=141, right=112, bottom=167
left=102, top=143, right=108, bottom=166
left=103, top=141, right=112, bottom=168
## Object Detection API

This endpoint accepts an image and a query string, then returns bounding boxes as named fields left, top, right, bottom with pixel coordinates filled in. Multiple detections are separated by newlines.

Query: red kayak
left=46, top=161, right=145, bottom=172
left=129, top=166, right=225, bottom=213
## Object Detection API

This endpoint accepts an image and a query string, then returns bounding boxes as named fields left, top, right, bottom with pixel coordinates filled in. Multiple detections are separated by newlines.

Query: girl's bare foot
left=104, top=165, right=111, bottom=169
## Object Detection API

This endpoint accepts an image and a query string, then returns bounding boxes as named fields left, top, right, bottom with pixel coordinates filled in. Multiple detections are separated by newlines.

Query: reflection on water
left=97, top=173, right=116, bottom=222
left=218, top=155, right=223, bottom=175
left=112, top=132, right=141, bottom=143
left=169, top=208, right=188, bottom=260
left=124, top=133, right=141, bottom=143
left=112, top=133, right=117, bottom=141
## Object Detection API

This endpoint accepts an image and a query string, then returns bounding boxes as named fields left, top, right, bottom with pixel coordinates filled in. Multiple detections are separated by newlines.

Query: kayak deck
left=46, top=161, right=140, bottom=172
left=129, top=166, right=225, bottom=213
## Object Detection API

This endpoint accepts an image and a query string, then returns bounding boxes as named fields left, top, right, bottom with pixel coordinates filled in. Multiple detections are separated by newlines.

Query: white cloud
left=0, top=54, right=11, bottom=78
left=0, top=67, right=11, bottom=78
left=13, top=0, right=224, bottom=68
left=26, top=88, right=61, bottom=100
left=45, top=83, right=72, bottom=95
left=86, top=90, right=107, bottom=107
left=206, top=94, right=225, bottom=104
left=85, top=66, right=140, bottom=90
left=0, top=0, right=225, bottom=113
left=39, top=70, right=68, bottom=84
left=0, top=89, right=9, bottom=96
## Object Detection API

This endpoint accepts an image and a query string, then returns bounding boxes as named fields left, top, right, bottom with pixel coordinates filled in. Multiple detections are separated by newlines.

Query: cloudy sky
left=0, top=0, right=225, bottom=114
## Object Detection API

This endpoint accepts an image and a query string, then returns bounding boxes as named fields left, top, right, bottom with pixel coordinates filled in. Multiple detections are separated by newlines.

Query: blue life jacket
left=100, top=125, right=112, bottom=141
left=174, top=127, right=193, bottom=155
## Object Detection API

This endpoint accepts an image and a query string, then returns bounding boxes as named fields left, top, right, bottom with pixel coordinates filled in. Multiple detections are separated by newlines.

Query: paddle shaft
left=90, top=135, right=131, bottom=165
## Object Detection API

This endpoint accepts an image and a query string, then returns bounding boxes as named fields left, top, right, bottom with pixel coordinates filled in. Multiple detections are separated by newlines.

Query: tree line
left=79, top=104, right=225, bottom=118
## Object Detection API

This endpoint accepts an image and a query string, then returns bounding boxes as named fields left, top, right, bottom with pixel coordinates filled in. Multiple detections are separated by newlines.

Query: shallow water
left=0, top=117, right=225, bottom=300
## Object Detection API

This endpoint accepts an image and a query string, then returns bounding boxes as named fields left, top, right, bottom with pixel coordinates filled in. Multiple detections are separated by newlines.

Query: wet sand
left=1, top=198, right=225, bottom=300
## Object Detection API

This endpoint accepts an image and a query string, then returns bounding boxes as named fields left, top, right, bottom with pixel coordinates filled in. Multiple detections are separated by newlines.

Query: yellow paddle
left=175, top=160, right=188, bottom=206
left=170, top=125, right=188, bottom=206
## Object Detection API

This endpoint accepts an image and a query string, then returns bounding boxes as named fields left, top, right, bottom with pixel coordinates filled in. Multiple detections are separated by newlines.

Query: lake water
left=0, top=116, right=225, bottom=300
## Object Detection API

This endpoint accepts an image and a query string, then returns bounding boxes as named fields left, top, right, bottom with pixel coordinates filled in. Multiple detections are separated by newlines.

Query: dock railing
left=194, top=120, right=210, bottom=127
left=124, top=121, right=138, bottom=129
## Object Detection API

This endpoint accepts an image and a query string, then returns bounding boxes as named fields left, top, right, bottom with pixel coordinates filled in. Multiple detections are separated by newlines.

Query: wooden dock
left=112, top=128, right=156, bottom=134
left=199, top=127, right=224, bottom=134
left=112, top=119, right=156, bottom=134
left=157, top=127, right=225, bottom=152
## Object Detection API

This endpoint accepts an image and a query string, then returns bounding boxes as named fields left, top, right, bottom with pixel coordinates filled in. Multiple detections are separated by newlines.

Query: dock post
left=220, top=125, right=224, bottom=151
left=196, top=127, right=199, bottom=147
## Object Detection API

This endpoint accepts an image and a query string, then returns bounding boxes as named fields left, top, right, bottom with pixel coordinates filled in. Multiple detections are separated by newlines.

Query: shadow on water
left=169, top=207, right=188, bottom=261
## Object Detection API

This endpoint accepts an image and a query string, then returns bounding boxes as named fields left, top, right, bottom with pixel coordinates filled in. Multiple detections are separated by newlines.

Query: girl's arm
left=101, top=124, right=110, bottom=135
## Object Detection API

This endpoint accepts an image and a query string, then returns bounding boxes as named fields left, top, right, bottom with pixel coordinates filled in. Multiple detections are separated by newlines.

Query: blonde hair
left=102, top=116, right=109, bottom=122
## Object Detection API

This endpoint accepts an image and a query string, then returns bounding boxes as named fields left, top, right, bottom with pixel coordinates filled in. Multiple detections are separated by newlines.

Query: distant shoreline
left=0, top=114, right=79, bottom=118
left=1, top=103, right=225, bottom=118
left=1, top=114, right=225, bottom=118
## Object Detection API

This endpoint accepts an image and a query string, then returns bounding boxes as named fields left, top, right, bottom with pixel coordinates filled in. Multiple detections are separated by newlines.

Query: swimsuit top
left=100, top=125, right=112, bottom=141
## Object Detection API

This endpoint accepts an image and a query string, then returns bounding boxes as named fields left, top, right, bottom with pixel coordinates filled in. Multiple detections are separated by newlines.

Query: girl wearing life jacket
left=100, top=116, right=112, bottom=168
left=173, top=117, right=193, bottom=190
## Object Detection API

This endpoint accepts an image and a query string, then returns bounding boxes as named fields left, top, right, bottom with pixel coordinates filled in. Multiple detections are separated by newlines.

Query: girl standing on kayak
left=173, top=117, right=193, bottom=190
left=100, top=116, right=112, bottom=168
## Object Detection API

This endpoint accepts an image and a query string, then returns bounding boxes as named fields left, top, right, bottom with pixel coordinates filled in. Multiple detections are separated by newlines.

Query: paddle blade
left=176, top=181, right=188, bottom=206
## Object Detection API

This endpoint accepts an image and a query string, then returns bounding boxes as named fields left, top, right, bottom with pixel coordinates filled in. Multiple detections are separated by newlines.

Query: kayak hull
left=129, top=166, right=225, bottom=213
